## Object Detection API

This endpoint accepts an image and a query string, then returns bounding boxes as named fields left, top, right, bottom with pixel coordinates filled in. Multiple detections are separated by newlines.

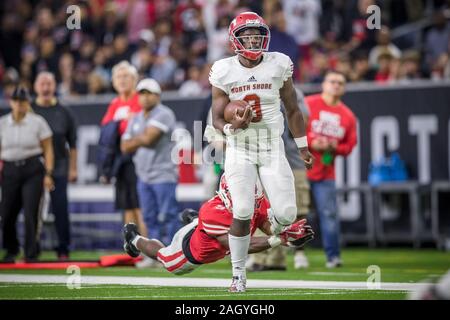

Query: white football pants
left=224, top=136, right=297, bottom=225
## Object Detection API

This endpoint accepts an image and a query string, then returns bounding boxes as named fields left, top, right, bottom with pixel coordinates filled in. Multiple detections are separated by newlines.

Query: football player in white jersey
left=209, top=12, right=314, bottom=292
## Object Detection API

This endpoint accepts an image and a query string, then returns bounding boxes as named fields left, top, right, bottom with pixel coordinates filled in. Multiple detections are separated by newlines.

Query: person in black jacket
left=97, top=121, right=122, bottom=181
left=32, top=72, right=77, bottom=260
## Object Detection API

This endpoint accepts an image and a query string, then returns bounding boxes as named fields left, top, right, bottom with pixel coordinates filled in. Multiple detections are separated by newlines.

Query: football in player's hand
left=224, top=100, right=248, bottom=123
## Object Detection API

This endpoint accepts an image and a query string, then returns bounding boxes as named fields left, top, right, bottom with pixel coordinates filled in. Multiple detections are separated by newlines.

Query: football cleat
left=123, top=223, right=141, bottom=258
left=179, top=209, right=199, bottom=225
left=229, top=275, right=247, bottom=293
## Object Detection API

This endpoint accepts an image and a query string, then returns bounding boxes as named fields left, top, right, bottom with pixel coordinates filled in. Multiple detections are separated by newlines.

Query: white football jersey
left=209, top=52, right=294, bottom=137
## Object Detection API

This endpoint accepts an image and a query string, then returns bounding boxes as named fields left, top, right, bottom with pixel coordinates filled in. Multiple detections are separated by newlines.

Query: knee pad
left=232, top=205, right=254, bottom=221
left=274, top=205, right=297, bottom=226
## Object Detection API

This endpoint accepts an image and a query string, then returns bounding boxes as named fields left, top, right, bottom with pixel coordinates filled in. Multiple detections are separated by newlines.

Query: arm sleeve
left=208, top=62, right=228, bottom=93
left=38, top=117, right=53, bottom=140
left=281, top=56, right=294, bottom=83
left=201, top=211, right=232, bottom=236
left=335, top=115, right=357, bottom=156
left=147, top=110, right=175, bottom=133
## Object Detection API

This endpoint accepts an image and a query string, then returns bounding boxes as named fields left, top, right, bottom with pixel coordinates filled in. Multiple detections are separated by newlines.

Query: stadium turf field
left=0, top=248, right=448, bottom=300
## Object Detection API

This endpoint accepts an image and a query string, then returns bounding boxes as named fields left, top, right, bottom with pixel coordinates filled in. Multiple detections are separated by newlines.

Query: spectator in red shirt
left=100, top=61, right=147, bottom=238
left=305, top=70, right=357, bottom=268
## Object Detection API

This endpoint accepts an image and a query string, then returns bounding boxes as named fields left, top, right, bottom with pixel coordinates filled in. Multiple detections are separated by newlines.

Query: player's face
left=322, top=73, right=346, bottom=98
left=238, top=28, right=263, bottom=51
left=138, top=91, right=159, bottom=110
left=113, top=68, right=137, bottom=94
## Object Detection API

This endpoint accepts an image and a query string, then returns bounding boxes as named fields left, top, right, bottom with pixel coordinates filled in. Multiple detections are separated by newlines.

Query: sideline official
left=0, top=86, right=54, bottom=263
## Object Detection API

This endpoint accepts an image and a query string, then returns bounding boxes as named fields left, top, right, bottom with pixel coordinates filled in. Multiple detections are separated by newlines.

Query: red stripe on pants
left=167, top=257, right=188, bottom=272
left=157, top=250, right=183, bottom=263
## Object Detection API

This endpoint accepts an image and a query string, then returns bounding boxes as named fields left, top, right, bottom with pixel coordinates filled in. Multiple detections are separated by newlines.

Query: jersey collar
left=8, top=112, right=30, bottom=125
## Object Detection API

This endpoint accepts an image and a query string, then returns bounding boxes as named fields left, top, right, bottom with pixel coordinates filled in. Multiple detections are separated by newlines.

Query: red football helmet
left=228, top=12, right=270, bottom=61
left=217, top=174, right=264, bottom=212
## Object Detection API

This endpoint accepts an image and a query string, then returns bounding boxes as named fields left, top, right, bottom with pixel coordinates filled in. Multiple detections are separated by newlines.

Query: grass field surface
left=0, top=248, right=448, bottom=300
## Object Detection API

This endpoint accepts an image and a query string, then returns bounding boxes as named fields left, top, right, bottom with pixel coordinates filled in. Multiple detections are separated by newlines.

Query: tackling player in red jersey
left=123, top=175, right=314, bottom=276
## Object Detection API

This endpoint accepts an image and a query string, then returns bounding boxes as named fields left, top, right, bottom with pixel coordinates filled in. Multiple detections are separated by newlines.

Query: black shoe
left=248, top=263, right=287, bottom=272
left=57, top=253, right=70, bottom=262
left=24, top=257, right=38, bottom=263
left=123, top=223, right=141, bottom=258
left=2, top=253, right=17, bottom=263
left=180, top=209, right=199, bottom=225
left=261, top=265, right=287, bottom=271
left=247, top=263, right=265, bottom=272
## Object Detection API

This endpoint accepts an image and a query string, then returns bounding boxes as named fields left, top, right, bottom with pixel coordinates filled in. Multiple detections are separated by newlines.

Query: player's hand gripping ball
left=224, top=100, right=253, bottom=130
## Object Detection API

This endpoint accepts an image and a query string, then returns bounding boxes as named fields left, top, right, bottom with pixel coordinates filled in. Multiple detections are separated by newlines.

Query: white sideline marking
left=0, top=274, right=430, bottom=291
left=308, top=272, right=364, bottom=276
left=31, top=291, right=405, bottom=300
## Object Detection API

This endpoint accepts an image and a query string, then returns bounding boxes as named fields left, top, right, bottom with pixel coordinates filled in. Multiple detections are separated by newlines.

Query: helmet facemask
left=230, top=26, right=270, bottom=61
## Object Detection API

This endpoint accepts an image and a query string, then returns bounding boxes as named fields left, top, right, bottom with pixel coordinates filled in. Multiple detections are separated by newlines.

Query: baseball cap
left=136, top=78, right=161, bottom=95
left=11, top=86, right=31, bottom=101
left=139, top=30, right=155, bottom=44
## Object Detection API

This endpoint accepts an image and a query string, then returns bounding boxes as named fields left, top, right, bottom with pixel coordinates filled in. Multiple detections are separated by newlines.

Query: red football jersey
left=305, top=94, right=357, bottom=181
left=189, top=195, right=270, bottom=264
left=101, top=93, right=142, bottom=135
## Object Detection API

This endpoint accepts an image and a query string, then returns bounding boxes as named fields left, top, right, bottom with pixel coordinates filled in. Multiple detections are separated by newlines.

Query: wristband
left=267, top=236, right=282, bottom=248
left=223, top=124, right=242, bottom=136
left=294, top=136, right=308, bottom=149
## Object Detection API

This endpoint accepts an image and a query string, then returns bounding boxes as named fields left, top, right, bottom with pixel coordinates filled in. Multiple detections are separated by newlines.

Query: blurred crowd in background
left=0, top=0, right=449, bottom=99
